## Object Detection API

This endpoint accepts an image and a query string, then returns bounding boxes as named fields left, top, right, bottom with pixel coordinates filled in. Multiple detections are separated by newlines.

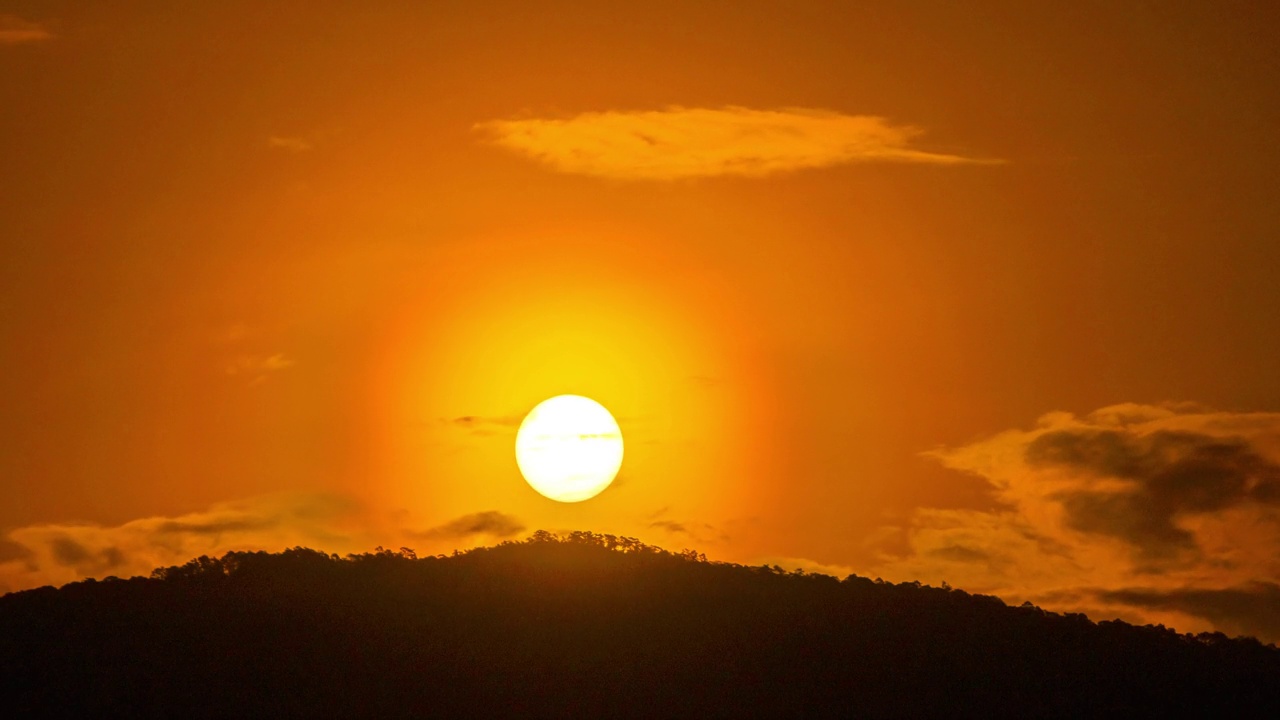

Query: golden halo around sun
left=515, top=395, right=624, bottom=502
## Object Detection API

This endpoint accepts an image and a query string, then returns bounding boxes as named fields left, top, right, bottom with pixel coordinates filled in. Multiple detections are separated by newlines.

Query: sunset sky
left=3, top=1, right=1280, bottom=641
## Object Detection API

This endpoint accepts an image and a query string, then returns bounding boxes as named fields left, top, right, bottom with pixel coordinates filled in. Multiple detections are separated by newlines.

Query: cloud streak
left=416, top=511, right=526, bottom=540
left=871, top=403, right=1280, bottom=641
left=0, top=15, right=52, bottom=44
left=445, top=415, right=523, bottom=435
left=225, top=353, right=294, bottom=383
left=267, top=136, right=314, bottom=153
left=478, top=106, right=1000, bottom=180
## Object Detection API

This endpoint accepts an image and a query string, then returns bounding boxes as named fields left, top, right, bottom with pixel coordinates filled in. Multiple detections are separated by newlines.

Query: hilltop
left=2, top=531, right=1277, bottom=717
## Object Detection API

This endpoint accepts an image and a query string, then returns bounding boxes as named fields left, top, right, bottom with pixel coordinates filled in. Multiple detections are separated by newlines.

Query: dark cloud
left=449, top=416, right=520, bottom=427
left=154, top=518, right=276, bottom=536
left=648, top=519, right=727, bottom=545
left=0, top=538, right=33, bottom=564
left=1097, top=583, right=1280, bottom=641
left=650, top=520, right=688, bottom=534
left=100, top=547, right=126, bottom=570
left=446, top=416, right=522, bottom=436
left=889, top=403, right=1280, bottom=641
left=926, top=545, right=991, bottom=563
left=423, top=511, right=525, bottom=539
left=49, top=537, right=126, bottom=572
left=1028, top=430, right=1280, bottom=507
left=1057, top=491, right=1195, bottom=555
left=1027, top=429, right=1280, bottom=556
left=50, top=537, right=91, bottom=566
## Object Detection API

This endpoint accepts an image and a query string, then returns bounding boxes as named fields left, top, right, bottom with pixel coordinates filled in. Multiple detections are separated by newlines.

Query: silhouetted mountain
left=2, top=531, right=1277, bottom=717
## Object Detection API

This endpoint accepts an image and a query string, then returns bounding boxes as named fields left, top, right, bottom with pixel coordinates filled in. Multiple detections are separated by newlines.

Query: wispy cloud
left=0, top=15, right=52, bottom=45
left=214, top=323, right=294, bottom=384
left=415, top=511, right=526, bottom=540
left=267, top=136, right=314, bottom=153
left=871, top=403, right=1280, bottom=641
left=477, top=106, right=1000, bottom=180
left=226, top=353, right=294, bottom=383
left=649, top=520, right=688, bottom=534
left=646, top=512, right=727, bottom=545
left=443, top=415, right=523, bottom=437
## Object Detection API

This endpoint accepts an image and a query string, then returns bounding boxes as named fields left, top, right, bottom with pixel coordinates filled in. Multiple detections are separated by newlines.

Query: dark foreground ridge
left=2, top=531, right=1278, bottom=717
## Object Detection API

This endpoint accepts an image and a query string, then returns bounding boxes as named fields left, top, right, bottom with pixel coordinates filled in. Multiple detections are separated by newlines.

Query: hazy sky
left=3, top=1, right=1280, bottom=641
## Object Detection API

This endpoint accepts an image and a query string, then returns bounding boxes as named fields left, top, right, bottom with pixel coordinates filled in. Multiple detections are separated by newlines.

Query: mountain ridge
left=3, top=530, right=1277, bottom=717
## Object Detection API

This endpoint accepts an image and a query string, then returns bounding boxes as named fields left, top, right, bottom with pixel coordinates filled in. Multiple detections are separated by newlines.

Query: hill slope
left=2, top=531, right=1277, bottom=717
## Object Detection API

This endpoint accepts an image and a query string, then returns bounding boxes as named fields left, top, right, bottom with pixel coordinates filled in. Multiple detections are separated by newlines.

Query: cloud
left=225, top=353, right=294, bottom=382
left=477, top=106, right=1000, bottom=180
left=0, top=15, right=52, bottom=44
left=213, top=323, right=293, bottom=384
left=153, top=518, right=276, bottom=536
left=47, top=537, right=124, bottom=575
left=0, top=538, right=32, bottom=564
left=0, top=497, right=534, bottom=596
left=268, top=136, right=313, bottom=153
left=445, top=415, right=523, bottom=436
left=49, top=537, right=92, bottom=566
left=1096, top=582, right=1280, bottom=641
left=649, top=520, right=688, bottom=534
left=0, top=493, right=370, bottom=591
left=871, top=403, right=1280, bottom=641
left=646, top=515, right=728, bottom=546
left=416, top=511, right=525, bottom=540
left=1028, top=429, right=1280, bottom=557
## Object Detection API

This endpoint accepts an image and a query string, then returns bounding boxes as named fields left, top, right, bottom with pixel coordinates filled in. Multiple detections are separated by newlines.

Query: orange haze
left=3, top=2, right=1280, bottom=642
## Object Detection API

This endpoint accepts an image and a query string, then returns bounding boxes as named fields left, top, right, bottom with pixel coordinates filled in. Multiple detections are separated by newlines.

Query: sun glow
left=515, top=395, right=624, bottom=502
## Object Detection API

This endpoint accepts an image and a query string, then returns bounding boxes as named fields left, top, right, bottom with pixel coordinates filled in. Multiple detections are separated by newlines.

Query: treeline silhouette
left=2, top=530, right=1278, bottom=717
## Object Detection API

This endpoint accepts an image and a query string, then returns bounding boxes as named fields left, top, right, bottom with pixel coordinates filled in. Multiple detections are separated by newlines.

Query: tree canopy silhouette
left=2, top=531, right=1277, bottom=717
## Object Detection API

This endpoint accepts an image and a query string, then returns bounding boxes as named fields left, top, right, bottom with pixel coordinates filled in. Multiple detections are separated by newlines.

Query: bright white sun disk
left=515, top=395, right=623, bottom=502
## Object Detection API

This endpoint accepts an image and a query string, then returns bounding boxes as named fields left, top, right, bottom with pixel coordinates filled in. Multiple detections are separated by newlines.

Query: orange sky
left=3, top=2, right=1280, bottom=641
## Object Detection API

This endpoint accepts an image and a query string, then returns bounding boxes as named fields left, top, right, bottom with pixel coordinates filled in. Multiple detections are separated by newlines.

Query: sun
left=515, top=395, right=624, bottom=502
